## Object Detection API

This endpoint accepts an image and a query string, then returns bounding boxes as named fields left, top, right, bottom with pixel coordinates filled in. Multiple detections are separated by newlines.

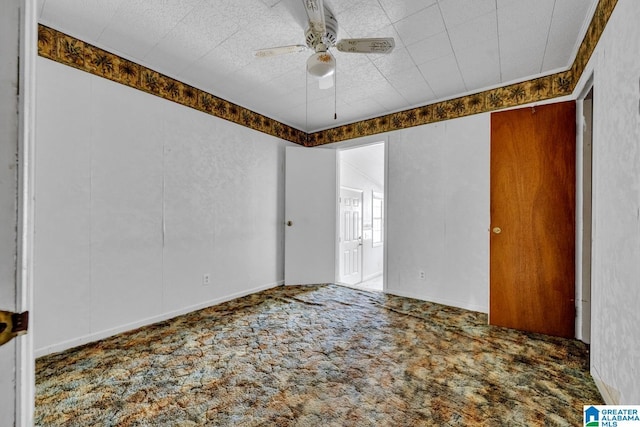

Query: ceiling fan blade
left=336, top=38, right=396, bottom=54
left=302, top=0, right=326, bottom=37
left=255, top=44, right=308, bottom=58
left=318, top=74, right=334, bottom=90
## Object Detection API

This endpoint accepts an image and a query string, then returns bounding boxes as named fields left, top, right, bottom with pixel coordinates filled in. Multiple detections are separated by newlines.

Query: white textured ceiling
left=37, top=0, right=597, bottom=132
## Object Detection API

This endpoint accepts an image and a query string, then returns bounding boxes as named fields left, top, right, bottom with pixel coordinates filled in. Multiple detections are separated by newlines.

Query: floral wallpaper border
left=37, top=25, right=307, bottom=145
left=306, top=0, right=617, bottom=146
left=37, top=0, right=616, bottom=147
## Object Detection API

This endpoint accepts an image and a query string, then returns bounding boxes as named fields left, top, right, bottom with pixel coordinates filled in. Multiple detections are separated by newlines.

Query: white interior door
left=1, top=1, right=36, bottom=425
left=339, top=187, right=363, bottom=285
left=0, top=5, right=18, bottom=413
left=284, top=146, right=336, bottom=285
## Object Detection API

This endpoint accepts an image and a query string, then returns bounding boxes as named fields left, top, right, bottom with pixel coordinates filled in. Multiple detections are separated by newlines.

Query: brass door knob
left=492, top=227, right=502, bottom=234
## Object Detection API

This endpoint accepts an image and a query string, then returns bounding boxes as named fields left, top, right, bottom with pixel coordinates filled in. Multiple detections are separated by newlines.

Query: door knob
left=492, top=227, right=502, bottom=234
left=286, top=220, right=293, bottom=227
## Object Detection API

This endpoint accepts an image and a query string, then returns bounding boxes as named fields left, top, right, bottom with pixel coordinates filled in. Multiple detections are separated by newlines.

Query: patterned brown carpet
left=35, top=284, right=602, bottom=426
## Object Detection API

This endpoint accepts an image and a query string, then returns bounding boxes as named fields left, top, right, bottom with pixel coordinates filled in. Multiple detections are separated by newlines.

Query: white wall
left=386, top=114, right=490, bottom=313
left=34, top=58, right=288, bottom=356
left=585, top=0, right=640, bottom=404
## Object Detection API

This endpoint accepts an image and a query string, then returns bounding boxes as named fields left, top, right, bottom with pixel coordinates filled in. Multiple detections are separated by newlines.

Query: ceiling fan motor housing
left=305, top=10, right=338, bottom=50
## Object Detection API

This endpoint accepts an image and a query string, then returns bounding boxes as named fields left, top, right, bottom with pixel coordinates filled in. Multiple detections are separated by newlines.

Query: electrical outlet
left=203, top=274, right=211, bottom=286
left=419, top=271, right=425, bottom=280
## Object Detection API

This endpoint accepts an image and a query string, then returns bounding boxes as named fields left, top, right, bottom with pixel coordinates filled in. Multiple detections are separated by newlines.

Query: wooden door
left=339, top=187, right=363, bottom=285
left=284, top=146, right=336, bottom=285
left=490, top=101, right=576, bottom=338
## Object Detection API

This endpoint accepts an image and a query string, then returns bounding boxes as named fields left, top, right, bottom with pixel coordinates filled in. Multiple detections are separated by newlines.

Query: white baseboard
left=35, top=281, right=283, bottom=358
left=385, top=288, right=488, bottom=314
left=591, top=364, right=620, bottom=404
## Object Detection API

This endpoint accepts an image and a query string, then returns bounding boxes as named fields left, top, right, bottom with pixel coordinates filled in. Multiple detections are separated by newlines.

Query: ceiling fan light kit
left=307, top=50, right=335, bottom=79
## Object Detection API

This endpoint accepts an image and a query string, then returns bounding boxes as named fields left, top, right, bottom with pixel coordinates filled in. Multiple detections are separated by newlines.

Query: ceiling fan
left=255, top=0, right=395, bottom=89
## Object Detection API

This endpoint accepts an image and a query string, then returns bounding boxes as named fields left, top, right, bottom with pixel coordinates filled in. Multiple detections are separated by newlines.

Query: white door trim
left=575, top=74, right=595, bottom=344
left=17, top=0, right=37, bottom=424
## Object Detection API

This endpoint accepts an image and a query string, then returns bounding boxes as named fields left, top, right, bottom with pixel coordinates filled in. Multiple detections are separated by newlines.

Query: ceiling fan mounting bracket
left=305, top=10, right=337, bottom=50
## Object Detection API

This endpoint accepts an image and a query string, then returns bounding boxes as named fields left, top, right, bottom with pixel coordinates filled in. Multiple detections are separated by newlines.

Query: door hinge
left=0, top=310, right=29, bottom=347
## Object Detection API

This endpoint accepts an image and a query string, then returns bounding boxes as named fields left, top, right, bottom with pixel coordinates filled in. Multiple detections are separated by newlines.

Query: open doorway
left=337, top=143, right=385, bottom=292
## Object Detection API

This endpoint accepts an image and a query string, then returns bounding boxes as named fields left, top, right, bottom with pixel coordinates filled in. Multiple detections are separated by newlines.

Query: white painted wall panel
left=587, top=0, right=640, bottom=404
left=34, top=61, right=92, bottom=346
left=162, top=104, right=217, bottom=312
left=442, top=115, right=491, bottom=312
left=89, top=77, right=165, bottom=333
left=386, top=114, right=490, bottom=313
left=34, top=58, right=286, bottom=355
left=388, top=124, right=445, bottom=296
left=162, top=107, right=285, bottom=311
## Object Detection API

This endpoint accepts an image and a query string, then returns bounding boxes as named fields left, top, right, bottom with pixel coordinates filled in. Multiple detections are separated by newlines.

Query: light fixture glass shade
left=307, top=52, right=335, bottom=79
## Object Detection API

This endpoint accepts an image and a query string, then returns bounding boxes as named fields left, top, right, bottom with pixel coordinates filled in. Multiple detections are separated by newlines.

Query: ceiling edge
left=36, top=0, right=616, bottom=147
left=307, top=0, right=617, bottom=146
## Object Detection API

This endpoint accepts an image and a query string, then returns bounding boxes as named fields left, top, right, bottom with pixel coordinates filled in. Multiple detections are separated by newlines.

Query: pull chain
left=334, top=61, right=337, bottom=120
left=306, top=54, right=337, bottom=130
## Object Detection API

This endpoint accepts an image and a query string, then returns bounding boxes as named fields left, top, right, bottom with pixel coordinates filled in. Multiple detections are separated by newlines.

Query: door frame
left=12, top=0, right=36, bottom=424
left=575, top=74, right=595, bottom=343
left=484, top=78, right=596, bottom=342
left=18, top=0, right=37, bottom=423
left=330, top=136, right=388, bottom=291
